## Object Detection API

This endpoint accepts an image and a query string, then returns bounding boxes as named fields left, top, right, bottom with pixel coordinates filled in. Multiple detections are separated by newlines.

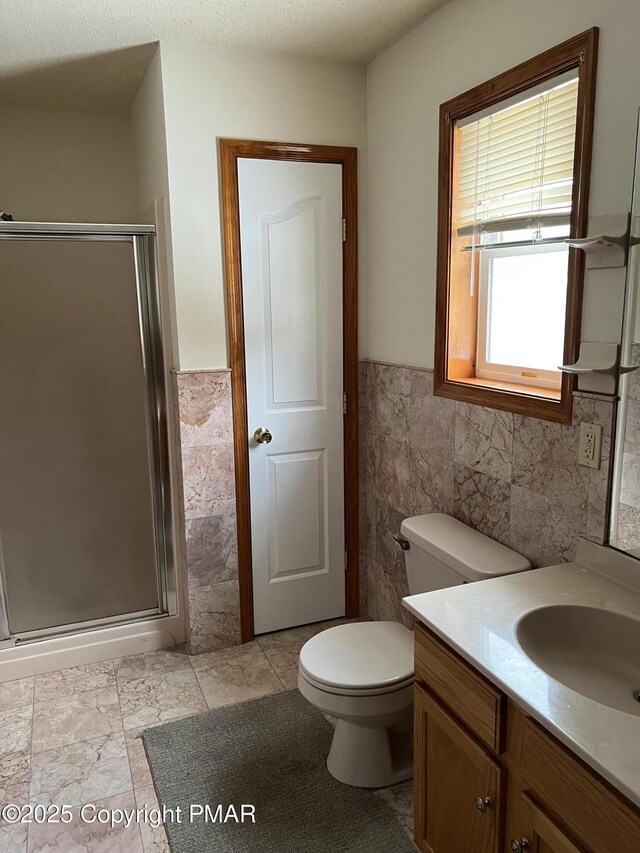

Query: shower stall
left=0, top=222, right=177, bottom=661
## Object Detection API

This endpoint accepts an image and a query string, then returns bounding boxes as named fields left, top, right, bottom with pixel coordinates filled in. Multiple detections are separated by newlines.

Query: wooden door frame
left=219, top=138, right=359, bottom=643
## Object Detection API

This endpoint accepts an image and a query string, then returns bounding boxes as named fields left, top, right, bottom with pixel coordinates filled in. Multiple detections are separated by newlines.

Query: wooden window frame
left=219, top=138, right=359, bottom=643
left=434, top=28, right=599, bottom=424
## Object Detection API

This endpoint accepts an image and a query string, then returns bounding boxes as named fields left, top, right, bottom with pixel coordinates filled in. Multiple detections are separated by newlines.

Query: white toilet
left=297, top=513, right=531, bottom=788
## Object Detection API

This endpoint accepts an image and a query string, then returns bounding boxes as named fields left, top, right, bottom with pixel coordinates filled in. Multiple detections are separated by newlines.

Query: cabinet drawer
left=522, top=718, right=640, bottom=853
left=414, top=624, right=504, bottom=752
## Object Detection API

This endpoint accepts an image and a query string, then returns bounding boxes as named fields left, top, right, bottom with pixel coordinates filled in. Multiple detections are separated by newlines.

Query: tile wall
left=359, top=360, right=616, bottom=626
left=175, top=371, right=240, bottom=654
left=175, top=360, right=614, bottom=651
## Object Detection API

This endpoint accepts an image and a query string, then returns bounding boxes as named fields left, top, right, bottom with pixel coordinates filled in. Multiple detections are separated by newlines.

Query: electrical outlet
left=578, top=422, right=602, bottom=469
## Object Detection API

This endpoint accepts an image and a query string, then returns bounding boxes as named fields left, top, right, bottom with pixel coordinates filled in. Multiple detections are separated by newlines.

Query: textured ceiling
left=0, top=0, right=445, bottom=113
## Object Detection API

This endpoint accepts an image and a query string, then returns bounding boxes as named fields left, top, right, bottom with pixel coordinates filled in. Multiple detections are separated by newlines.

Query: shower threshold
left=0, top=609, right=185, bottom=682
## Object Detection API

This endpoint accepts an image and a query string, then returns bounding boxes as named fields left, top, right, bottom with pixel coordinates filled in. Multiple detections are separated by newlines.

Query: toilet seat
left=299, top=668, right=413, bottom=697
left=298, top=621, right=414, bottom=695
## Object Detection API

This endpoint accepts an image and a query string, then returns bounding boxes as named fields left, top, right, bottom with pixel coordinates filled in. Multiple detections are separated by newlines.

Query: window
left=477, top=243, right=569, bottom=389
left=434, top=30, right=598, bottom=422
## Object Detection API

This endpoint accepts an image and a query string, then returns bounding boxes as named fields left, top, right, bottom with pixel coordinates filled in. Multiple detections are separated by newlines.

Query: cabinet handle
left=510, top=839, right=530, bottom=853
left=474, top=795, right=493, bottom=814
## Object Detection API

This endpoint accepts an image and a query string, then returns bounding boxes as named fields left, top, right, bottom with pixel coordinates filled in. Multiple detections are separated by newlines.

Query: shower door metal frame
left=0, top=222, right=176, bottom=643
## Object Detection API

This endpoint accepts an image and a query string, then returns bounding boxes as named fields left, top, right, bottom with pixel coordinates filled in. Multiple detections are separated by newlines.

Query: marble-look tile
left=114, top=648, right=192, bottom=682
left=189, top=639, right=261, bottom=663
left=366, top=558, right=379, bottom=621
left=0, top=824, right=27, bottom=853
left=0, top=705, right=32, bottom=757
left=0, top=678, right=33, bottom=712
left=262, top=645, right=301, bottom=689
left=615, top=503, right=640, bottom=553
left=32, top=687, right=122, bottom=753
left=181, top=443, right=236, bottom=520
left=125, top=727, right=153, bottom=791
left=374, top=499, right=408, bottom=584
left=571, top=398, right=612, bottom=520
left=358, top=361, right=371, bottom=429
left=410, top=447, right=454, bottom=516
left=587, top=464, right=611, bottom=519
left=192, top=648, right=283, bottom=708
left=375, top=779, right=414, bottom=839
left=30, top=732, right=132, bottom=807
left=186, top=511, right=238, bottom=587
left=135, top=785, right=170, bottom=853
left=255, top=623, right=323, bottom=652
left=359, top=561, right=368, bottom=616
left=512, top=414, right=589, bottom=509
left=0, top=749, right=30, bottom=806
left=177, top=371, right=233, bottom=448
left=118, top=669, right=206, bottom=730
left=34, top=662, right=115, bottom=703
left=364, top=491, right=376, bottom=566
left=27, top=791, right=144, bottom=853
left=187, top=580, right=241, bottom=655
left=509, top=485, right=586, bottom=567
left=454, top=403, right=512, bottom=481
left=620, top=452, right=640, bottom=508
left=375, top=435, right=412, bottom=515
left=622, top=399, right=640, bottom=457
left=370, top=362, right=411, bottom=443
left=593, top=398, right=614, bottom=439
left=409, top=370, right=455, bottom=458
left=452, top=465, right=511, bottom=543
left=369, top=560, right=410, bottom=627
left=359, top=486, right=371, bottom=559
left=585, top=512, right=607, bottom=544
left=571, top=394, right=595, bottom=426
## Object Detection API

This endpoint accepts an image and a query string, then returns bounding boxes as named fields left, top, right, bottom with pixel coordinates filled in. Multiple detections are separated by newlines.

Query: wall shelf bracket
left=559, top=342, right=619, bottom=394
left=565, top=214, right=630, bottom=268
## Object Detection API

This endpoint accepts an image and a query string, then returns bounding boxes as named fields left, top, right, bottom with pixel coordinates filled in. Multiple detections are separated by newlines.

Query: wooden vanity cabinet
left=518, top=795, right=584, bottom=853
left=414, top=685, right=503, bottom=853
left=413, top=623, right=640, bottom=853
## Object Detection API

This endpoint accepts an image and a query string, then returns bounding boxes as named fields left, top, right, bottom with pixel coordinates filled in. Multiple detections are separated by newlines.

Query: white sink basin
left=516, top=604, right=640, bottom=716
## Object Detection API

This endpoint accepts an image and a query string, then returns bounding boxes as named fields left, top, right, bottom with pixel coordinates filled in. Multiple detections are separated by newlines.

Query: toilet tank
left=400, top=513, right=531, bottom=595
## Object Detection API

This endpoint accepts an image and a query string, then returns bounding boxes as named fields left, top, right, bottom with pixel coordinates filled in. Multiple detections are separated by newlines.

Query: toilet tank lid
left=400, top=513, right=531, bottom=581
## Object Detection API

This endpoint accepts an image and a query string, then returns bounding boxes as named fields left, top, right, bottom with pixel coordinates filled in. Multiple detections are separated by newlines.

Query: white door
left=238, top=158, right=345, bottom=635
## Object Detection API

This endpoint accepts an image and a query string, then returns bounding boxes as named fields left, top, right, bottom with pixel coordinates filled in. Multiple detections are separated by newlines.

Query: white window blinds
left=455, top=75, right=579, bottom=243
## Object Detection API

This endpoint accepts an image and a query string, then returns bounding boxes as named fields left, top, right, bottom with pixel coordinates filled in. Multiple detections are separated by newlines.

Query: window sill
left=457, top=376, right=561, bottom=400
left=435, top=376, right=571, bottom=423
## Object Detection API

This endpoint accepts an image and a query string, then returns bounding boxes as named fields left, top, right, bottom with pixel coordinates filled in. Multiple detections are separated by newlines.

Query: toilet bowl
left=298, top=513, right=531, bottom=788
left=298, top=621, right=414, bottom=788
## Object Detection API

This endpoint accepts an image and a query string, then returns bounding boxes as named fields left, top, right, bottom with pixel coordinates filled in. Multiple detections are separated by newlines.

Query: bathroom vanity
left=404, top=541, right=640, bottom=853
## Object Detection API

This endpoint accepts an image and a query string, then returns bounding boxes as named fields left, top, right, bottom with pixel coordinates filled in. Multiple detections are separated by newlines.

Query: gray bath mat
left=142, top=689, right=415, bottom=853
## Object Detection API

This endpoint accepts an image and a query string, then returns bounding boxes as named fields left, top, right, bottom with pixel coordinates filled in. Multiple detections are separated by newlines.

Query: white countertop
left=403, top=539, right=640, bottom=809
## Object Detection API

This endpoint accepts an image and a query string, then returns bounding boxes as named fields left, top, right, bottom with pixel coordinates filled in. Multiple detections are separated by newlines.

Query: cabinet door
left=414, top=684, right=503, bottom=853
left=508, top=795, right=585, bottom=853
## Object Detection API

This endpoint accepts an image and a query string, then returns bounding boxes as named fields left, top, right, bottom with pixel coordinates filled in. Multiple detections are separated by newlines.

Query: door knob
left=253, top=427, right=273, bottom=445
left=474, top=795, right=493, bottom=814
left=510, top=839, right=530, bottom=853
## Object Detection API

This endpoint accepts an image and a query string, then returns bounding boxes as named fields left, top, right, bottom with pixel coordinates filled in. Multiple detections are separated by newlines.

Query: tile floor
left=0, top=618, right=414, bottom=852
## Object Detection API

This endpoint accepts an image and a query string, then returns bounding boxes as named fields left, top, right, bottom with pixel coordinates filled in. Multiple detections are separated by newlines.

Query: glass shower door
left=0, top=232, right=171, bottom=637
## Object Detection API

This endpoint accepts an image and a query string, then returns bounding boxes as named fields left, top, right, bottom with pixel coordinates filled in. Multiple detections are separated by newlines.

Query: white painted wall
left=0, top=104, right=137, bottom=223
left=131, top=50, right=170, bottom=219
left=130, top=48, right=179, bottom=364
left=366, top=0, right=640, bottom=368
left=159, top=42, right=367, bottom=370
